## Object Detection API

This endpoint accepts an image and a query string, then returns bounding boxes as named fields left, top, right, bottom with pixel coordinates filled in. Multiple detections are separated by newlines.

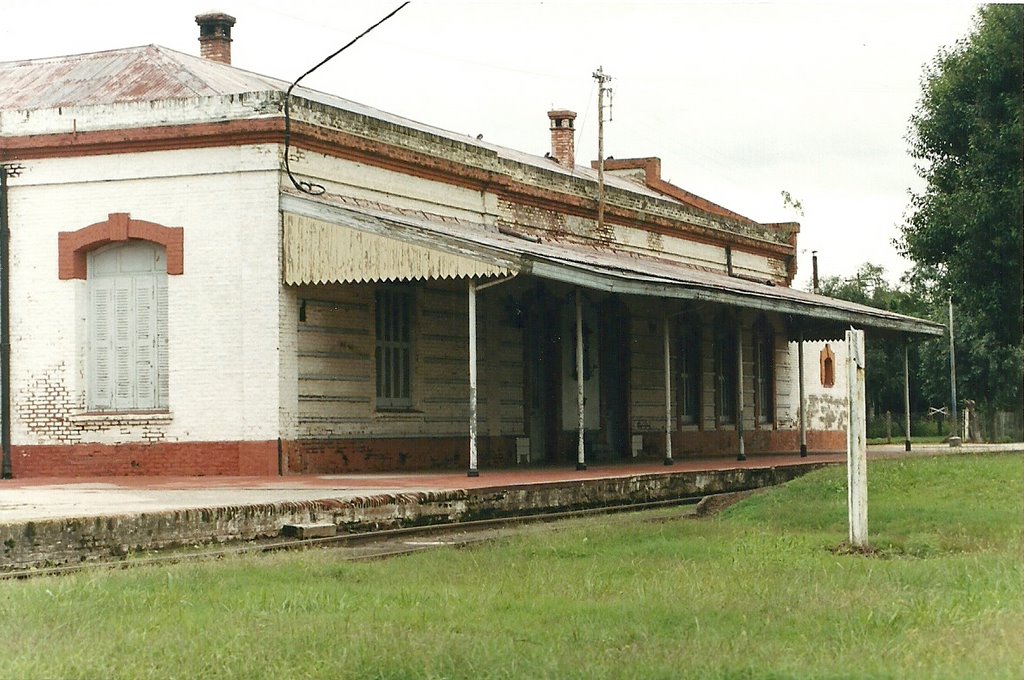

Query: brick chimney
left=548, top=109, right=577, bottom=169
left=195, top=12, right=236, bottom=65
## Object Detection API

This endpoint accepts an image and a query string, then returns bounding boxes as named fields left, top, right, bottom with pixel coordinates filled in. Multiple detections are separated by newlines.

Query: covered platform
left=2, top=443, right=1016, bottom=572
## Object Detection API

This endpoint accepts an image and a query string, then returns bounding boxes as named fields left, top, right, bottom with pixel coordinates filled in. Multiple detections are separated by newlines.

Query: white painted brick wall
left=7, top=144, right=283, bottom=445
left=789, top=340, right=849, bottom=432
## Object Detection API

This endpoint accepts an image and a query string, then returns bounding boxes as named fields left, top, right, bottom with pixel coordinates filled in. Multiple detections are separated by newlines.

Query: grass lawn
left=1, top=453, right=1021, bottom=680
left=867, top=435, right=947, bottom=445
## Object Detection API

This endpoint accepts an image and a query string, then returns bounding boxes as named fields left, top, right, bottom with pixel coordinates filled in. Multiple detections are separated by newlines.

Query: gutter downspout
left=1, top=165, right=19, bottom=479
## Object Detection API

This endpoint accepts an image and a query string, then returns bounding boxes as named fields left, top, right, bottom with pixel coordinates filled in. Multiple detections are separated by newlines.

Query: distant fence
left=867, top=407, right=1023, bottom=443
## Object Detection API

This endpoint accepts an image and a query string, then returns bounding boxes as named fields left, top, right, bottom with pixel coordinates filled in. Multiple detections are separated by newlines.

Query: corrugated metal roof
left=0, top=45, right=269, bottom=110
left=281, top=190, right=945, bottom=340
left=0, top=45, right=689, bottom=204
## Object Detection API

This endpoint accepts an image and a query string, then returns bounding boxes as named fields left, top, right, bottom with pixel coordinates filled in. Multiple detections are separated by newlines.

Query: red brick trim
left=6, top=119, right=796, bottom=264
left=58, top=213, right=184, bottom=280
left=282, top=436, right=518, bottom=475
left=664, top=428, right=846, bottom=458
left=10, top=441, right=278, bottom=477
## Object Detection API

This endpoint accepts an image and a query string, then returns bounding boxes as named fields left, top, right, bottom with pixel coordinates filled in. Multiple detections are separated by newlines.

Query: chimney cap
left=196, top=11, right=236, bottom=65
left=547, top=109, right=577, bottom=119
left=195, top=11, right=237, bottom=27
left=548, top=109, right=577, bottom=131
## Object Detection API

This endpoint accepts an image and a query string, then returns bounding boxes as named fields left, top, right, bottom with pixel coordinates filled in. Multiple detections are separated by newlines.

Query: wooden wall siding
left=282, top=213, right=513, bottom=285
left=772, top=327, right=795, bottom=428
left=627, top=303, right=792, bottom=435
left=295, top=285, right=374, bottom=436
left=629, top=301, right=671, bottom=432
left=294, top=280, right=523, bottom=439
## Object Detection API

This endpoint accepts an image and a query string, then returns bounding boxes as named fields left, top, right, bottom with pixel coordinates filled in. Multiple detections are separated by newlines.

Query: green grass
left=867, top=435, right=947, bottom=445
left=1, top=454, right=1021, bottom=680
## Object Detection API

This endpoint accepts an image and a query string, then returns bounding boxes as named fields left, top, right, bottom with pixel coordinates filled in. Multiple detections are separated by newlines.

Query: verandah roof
left=280, top=191, right=944, bottom=342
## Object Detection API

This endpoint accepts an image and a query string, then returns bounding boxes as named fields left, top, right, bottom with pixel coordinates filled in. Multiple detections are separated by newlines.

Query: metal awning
left=280, top=191, right=944, bottom=340
left=282, top=212, right=517, bottom=284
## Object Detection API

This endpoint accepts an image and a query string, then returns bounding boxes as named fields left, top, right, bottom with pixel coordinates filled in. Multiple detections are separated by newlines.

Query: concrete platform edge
left=1, top=463, right=829, bottom=572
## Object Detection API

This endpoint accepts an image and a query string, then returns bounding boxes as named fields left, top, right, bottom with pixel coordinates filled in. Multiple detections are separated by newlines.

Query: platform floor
left=1, top=443, right=1016, bottom=524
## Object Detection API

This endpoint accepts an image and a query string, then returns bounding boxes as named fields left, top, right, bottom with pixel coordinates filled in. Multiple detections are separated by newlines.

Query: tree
left=901, top=4, right=1023, bottom=412
left=817, top=264, right=935, bottom=419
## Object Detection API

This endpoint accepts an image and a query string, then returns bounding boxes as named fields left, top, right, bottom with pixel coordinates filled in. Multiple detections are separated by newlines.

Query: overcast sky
left=0, top=1, right=981, bottom=288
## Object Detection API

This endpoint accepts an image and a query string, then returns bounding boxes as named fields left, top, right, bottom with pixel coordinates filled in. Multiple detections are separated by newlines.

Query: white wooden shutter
left=88, top=241, right=169, bottom=412
left=134, top=275, right=157, bottom=409
left=89, top=278, right=115, bottom=410
left=156, top=279, right=169, bottom=408
left=112, top=277, right=134, bottom=411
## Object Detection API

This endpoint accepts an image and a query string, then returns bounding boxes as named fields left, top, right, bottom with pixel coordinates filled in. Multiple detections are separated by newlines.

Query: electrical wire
left=283, top=1, right=412, bottom=195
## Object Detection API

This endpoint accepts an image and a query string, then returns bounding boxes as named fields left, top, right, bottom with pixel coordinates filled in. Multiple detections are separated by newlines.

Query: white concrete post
left=736, top=320, right=746, bottom=461
left=798, top=331, right=807, bottom=457
left=468, top=280, right=479, bottom=477
left=846, top=328, right=868, bottom=547
left=903, top=340, right=912, bottom=452
left=576, top=289, right=586, bottom=471
left=664, top=313, right=674, bottom=465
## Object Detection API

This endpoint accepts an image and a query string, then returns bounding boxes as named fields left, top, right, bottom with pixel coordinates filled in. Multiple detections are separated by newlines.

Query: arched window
left=88, top=241, right=169, bottom=411
left=820, top=344, right=836, bottom=388
left=754, top=318, right=775, bottom=426
left=713, top=313, right=737, bottom=426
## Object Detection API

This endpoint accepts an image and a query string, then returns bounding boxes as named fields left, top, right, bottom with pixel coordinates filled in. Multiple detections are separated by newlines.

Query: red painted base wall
left=283, top=436, right=518, bottom=475
left=7, top=430, right=847, bottom=477
left=668, top=429, right=847, bottom=458
left=10, top=441, right=278, bottom=478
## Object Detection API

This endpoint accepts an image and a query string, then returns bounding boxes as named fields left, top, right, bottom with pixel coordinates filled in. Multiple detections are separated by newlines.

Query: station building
left=0, top=13, right=942, bottom=477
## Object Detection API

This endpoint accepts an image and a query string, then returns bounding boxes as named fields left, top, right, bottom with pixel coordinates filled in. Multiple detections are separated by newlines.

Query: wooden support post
left=846, top=328, right=868, bottom=548
left=903, top=341, right=912, bottom=451
left=468, top=280, right=479, bottom=477
left=948, top=298, right=961, bottom=447
left=576, top=289, right=586, bottom=471
left=798, top=332, right=807, bottom=457
left=736, top=319, right=746, bottom=461
left=663, top=313, right=673, bottom=465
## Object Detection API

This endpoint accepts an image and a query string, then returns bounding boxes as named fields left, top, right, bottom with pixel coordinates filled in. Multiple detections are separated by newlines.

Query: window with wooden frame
left=676, top=318, right=701, bottom=426
left=87, top=241, right=169, bottom=412
left=753, top=317, right=775, bottom=426
left=713, top=314, right=737, bottom=426
left=375, top=285, right=413, bottom=410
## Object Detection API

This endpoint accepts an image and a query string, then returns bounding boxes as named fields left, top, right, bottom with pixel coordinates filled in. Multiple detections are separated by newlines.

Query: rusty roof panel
left=0, top=45, right=782, bottom=235
left=281, top=191, right=945, bottom=340
left=0, top=45, right=280, bottom=110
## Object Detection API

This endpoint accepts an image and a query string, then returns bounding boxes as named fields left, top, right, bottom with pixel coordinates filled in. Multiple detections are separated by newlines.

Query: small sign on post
left=846, top=328, right=868, bottom=548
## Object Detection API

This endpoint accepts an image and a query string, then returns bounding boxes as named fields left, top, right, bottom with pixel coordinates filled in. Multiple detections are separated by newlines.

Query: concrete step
left=281, top=523, right=337, bottom=539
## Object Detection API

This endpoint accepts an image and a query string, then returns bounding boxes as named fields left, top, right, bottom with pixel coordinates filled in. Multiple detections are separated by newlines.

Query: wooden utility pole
left=593, top=66, right=613, bottom=235
left=847, top=328, right=868, bottom=548
left=903, top=339, right=912, bottom=452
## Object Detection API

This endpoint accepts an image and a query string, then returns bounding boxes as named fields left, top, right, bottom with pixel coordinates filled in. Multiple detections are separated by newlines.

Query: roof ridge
left=0, top=44, right=154, bottom=67
left=144, top=46, right=220, bottom=99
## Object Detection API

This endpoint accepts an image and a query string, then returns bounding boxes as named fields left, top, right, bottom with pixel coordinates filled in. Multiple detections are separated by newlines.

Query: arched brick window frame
left=58, top=213, right=183, bottom=280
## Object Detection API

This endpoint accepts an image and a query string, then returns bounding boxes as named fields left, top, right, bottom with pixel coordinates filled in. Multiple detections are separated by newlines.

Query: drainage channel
left=0, top=494, right=719, bottom=580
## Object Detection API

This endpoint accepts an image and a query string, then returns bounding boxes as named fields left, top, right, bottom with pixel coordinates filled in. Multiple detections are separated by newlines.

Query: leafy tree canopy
left=818, top=264, right=936, bottom=416
left=900, top=4, right=1023, bottom=410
